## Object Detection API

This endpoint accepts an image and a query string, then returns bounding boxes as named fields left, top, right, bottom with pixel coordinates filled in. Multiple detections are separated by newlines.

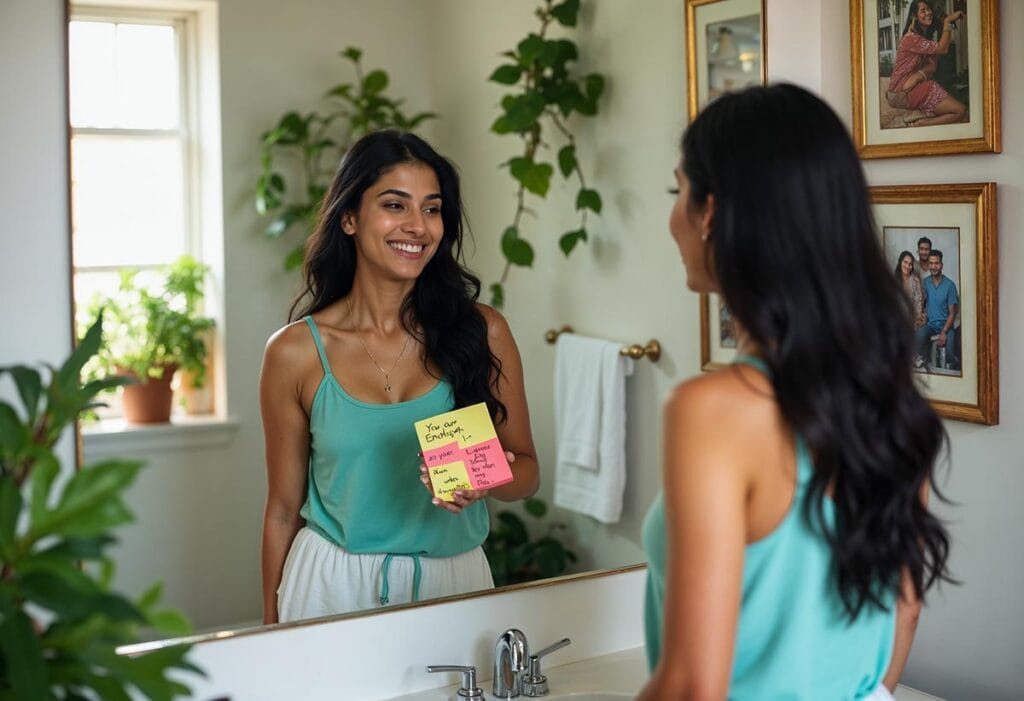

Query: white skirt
left=277, top=527, right=495, bottom=622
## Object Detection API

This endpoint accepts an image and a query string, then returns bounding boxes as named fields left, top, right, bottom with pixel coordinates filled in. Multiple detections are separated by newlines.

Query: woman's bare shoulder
left=474, top=302, right=512, bottom=340
left=666, top=364, right=777, bottom=436
left=264, top=319, right=317, bottom=368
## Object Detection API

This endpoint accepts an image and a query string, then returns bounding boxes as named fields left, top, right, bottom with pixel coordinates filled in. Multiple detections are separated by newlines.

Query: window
left=69, top=2, right=225, bottom=423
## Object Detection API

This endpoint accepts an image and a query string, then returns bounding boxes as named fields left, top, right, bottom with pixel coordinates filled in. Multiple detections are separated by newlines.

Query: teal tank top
left=642, top=358, right=895, bottom=699
left=299, top=316, right=489, bottom=558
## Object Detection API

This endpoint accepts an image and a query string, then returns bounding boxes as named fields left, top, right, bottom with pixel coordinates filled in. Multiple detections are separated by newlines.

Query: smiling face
left=928, top=253, right=943, bottom=277
left=669, top=163, right=716, bottom=293
left=342, top=162, right=443, bottom=283
left=914, top=2, right=934, bottom=28
left=900, top=253, right=914, bottom=277
left=917, top=239, right=932, bottom=264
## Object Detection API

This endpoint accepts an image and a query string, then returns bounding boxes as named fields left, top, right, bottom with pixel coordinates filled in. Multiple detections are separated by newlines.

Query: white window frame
left=70, top=0, right=231, bottom=446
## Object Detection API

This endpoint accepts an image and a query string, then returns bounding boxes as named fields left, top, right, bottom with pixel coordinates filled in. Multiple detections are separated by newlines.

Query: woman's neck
left=345, top=274, right=415, bottom=333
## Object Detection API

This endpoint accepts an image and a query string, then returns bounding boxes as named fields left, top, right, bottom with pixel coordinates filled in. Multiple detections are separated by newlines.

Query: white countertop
left=386, top=645, right=945, bottom=701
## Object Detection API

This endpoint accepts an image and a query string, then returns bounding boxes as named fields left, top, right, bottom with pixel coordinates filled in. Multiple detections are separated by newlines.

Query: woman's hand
left=944, top=10, right=964, bottom=27
left=417, top=451, right=516, bottom=513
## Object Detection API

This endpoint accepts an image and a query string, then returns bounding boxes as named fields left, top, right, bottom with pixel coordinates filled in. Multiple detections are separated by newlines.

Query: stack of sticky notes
left=414, top=402, right=514, bottom=502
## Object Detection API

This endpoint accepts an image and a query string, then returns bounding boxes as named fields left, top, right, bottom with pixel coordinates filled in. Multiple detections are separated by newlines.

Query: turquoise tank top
left=299, top=316, right=490, bottom=560
left=642, top=358, right=895, bottom=699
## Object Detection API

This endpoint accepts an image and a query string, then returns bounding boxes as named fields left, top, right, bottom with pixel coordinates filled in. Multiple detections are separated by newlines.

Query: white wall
left=0, top=4, right=74, bottom=468
left=4, top=1, right=1024, bottom=698
left=817, top=3, right=1024, bottom=699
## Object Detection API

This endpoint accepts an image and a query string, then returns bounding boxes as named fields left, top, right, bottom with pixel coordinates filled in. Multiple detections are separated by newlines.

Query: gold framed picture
left=850, top=0, right=1001, bottom=158
left=873, top=182, right=998, bottom=425
left=685, top=0, right=766, bottom=121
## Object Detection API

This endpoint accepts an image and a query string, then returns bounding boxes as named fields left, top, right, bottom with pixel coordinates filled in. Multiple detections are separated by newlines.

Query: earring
left=701, top=232, right=711, bottom=242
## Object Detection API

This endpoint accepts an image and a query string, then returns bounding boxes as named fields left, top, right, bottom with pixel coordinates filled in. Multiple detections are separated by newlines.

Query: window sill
left=81, top=414, right=240, bottom=461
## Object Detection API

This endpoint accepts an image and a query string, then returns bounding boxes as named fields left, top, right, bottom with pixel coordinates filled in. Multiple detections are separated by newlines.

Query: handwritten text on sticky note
left=414, top=403, right=513, bottom=502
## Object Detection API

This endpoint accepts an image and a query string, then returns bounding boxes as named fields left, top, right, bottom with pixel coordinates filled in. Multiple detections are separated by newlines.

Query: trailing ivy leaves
left=488, top=0, right=605, bottom=306
left=0, top=314, right=201, bottom=700
left=255, top=46, right=437, bottom=271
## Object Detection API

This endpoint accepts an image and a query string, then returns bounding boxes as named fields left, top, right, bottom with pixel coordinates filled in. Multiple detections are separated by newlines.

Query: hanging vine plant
left=255, top=47, right=437, bottom=271
left=488, top=0, right=605, bottom=307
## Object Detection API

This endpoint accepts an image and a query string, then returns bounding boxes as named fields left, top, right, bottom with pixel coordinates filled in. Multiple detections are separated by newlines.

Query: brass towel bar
left=544, top=325, right=661, bottom=362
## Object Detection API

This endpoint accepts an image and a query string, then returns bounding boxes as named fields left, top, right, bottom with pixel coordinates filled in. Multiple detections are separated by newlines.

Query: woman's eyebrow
left=376, top=189, right=442, bottom=200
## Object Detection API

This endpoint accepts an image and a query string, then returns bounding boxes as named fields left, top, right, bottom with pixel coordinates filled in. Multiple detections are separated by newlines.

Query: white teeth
left=389, top=242, right=425, bottom=253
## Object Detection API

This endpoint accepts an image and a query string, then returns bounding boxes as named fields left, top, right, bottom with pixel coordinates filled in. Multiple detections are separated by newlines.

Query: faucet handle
left=520, top=638, right=571, bottom=698
left=426, top=665, right=486, bottom=700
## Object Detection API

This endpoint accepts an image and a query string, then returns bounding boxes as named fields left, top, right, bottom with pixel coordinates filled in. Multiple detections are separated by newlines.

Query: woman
left=896, top=250, right=927, bottom=329
left=259, top=131, right=539, bottom=624
left=638, top=85, right=952, bottom=700
left=886, top=1, right=966, bottom=127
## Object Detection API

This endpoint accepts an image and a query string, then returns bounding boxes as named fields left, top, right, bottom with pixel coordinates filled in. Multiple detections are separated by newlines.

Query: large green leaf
left=284, top=245, right=306, bottom=272
left=0, top=403, right=28, bottom=462
left=29, top=449, right=59, bottom=527
left=575, top=188, right=602, bottom=214
left=550, top=0, right=581, bottom=26
left=0, top=365, right=42, bottom=425
left=559, top=229, right=588, bottom=257
left=557, top=144, right=577, bottom=178
left=0, top=605, right=48, bottom=699
left=57, top=313, right=103, bottom=391
left=489, top=64, right=523, bottom=85
left=363, top=69, right=388, bottom=96
left=489, top=283, right=505, bottom=309
left=495, top=511, right=529, bottom=545
left=498, top=92, right=546, bottom=133
left=516, top=34, right=545, bottom=65
left=33, top=460, right=141, bottom=540
left=500, top=227, right=535, bottom=268
left=509, top=157, right=553, bottom=197
left=0, top=476, right=21, bottom=559
left=523, top=497, right=547, bottom=518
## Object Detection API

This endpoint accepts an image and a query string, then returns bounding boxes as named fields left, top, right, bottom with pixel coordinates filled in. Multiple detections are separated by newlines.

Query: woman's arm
left=259, top=328, right=313, bottom=624
left=636, top=379, right=750, bottom=701
left=883, top=570, right=922, bottom=692
left=427, top=306, right=539, bottom=513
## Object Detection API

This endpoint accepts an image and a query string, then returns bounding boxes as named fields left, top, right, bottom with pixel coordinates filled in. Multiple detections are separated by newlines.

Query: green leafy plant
left=487, top=0, right=605, bottom=307
left=0, top=315, right=200, bottom=700
left=255, top=46, right=438, bottom=271
left=483, top=497, right=577, bottom=587
left=82, top=255, right=215, bottom=387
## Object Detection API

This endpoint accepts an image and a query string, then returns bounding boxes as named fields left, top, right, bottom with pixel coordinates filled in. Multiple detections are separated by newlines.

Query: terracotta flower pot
left=118, top=364, right=178, bottom=424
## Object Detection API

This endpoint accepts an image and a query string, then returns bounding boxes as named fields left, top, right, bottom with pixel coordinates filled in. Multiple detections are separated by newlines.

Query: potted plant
left=83, top=255, right=215, bottom=424
left=483, top=497, right=578, bottom=586
left=0, top=314, right=200, bottom=699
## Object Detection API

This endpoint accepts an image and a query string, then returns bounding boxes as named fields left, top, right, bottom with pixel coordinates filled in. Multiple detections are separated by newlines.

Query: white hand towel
left=553, top=333, right=633, bottom=524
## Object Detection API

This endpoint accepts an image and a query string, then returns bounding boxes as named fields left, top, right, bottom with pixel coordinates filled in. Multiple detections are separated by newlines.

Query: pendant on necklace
left=384, top=377, right=392, bottom=392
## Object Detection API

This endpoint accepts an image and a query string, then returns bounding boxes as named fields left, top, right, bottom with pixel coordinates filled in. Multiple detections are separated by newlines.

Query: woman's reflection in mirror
left=259, top=131, right=539, bottom=624
left=638, top=84, right=952, bottom=701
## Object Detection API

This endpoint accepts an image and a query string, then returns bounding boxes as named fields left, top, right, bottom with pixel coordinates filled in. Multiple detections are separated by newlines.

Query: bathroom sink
left=545, top=693, right=633, bottom=700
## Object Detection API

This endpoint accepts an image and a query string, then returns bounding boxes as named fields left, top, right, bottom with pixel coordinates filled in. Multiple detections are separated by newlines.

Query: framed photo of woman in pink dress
left=850, top=0, right=1000, bottom=158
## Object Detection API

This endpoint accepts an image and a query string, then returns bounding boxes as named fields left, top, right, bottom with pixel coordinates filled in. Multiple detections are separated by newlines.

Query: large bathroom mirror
left=67, top=0, right=697, bottom=644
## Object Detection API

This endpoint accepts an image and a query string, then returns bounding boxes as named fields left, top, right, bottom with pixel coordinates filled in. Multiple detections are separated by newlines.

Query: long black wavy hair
left=290, top=130, right=506, bottom=423
left=903, top=0, right=940, bottom=40
left=681, top=84, right=951, bottom=617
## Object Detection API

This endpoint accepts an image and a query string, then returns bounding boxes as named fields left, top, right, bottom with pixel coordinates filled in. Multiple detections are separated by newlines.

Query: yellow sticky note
left=414, top=402, right=513, bottom=502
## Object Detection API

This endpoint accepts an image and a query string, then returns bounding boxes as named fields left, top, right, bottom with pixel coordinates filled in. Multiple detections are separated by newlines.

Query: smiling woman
left=259, top=130, right=541, bottom=624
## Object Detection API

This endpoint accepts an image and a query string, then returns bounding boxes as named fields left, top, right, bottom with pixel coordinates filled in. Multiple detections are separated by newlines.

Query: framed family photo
left=873, top=183, right=998, bottom=424
left=685, top=0, right=765, bottom=121
left=850, top=0, right=1001, bottom=158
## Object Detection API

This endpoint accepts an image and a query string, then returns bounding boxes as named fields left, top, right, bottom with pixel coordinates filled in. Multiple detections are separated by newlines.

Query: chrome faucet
left=493, top=628, right=528, bottom=698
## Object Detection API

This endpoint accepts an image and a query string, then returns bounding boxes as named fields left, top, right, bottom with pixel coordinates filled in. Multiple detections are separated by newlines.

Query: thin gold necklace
left=347, top=298, right=412, bottom=393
